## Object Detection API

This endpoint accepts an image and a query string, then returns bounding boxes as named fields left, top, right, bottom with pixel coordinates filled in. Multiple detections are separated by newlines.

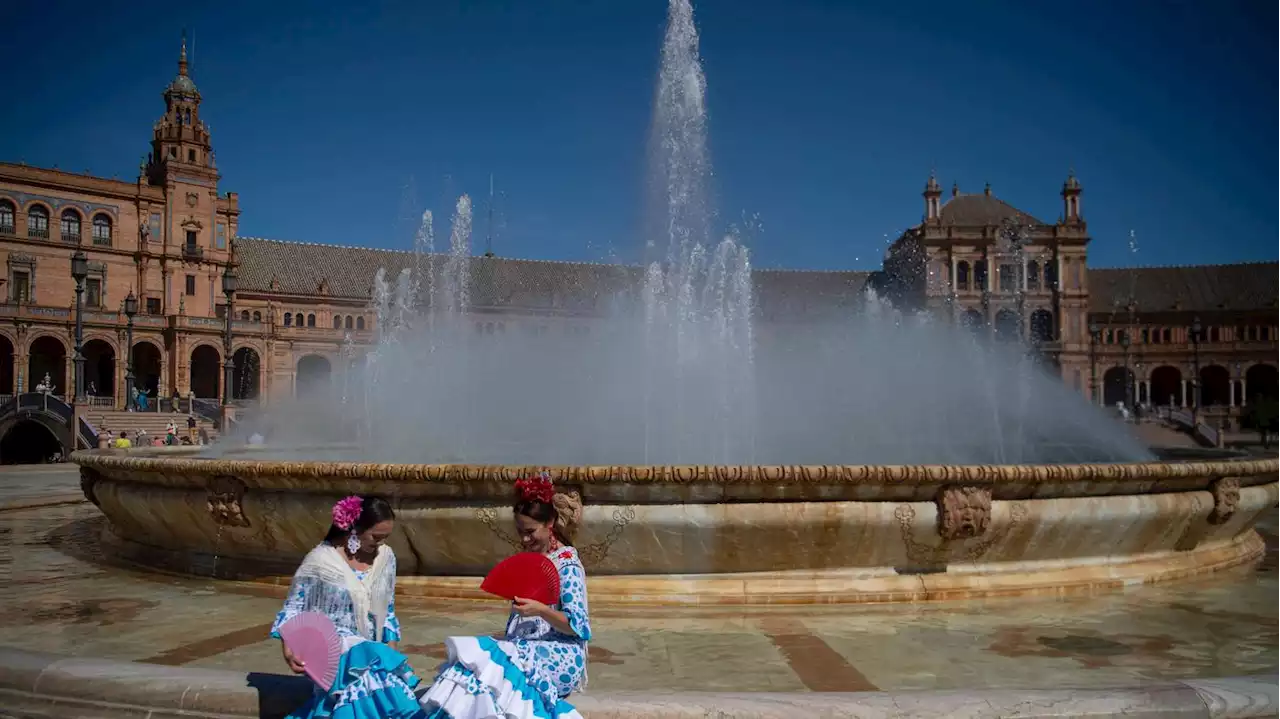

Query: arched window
left=333, top=315, right=342, bottom=329
left=307, top=313, right=316, bottom=328
left=60, top=209, right=81, bottom=242
left=27, top=205, right=49, bottom=238
left=239, top=310, right=249, bottom=321
left=252, top=311, right=262, bottom=322
left=356, top=316, right=365, bottom=330
left=344, top=316, right=353, bottom=329
left=0, top=200, right=14, bottom=233
left=284, top=312, right=293, bottom=327
left=92, top=214, right=113, bottom=246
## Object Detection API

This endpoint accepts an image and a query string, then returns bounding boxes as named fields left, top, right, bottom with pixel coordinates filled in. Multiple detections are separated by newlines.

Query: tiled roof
left=1089, top=262, right=1279, bottom=314
left=235, top=237, right=871, bottom=317
left=939, top=193, right=1046, bottom=226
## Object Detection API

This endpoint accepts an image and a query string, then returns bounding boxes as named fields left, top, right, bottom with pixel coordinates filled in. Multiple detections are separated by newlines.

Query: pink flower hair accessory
left=332, top=496, right=363, bottom=531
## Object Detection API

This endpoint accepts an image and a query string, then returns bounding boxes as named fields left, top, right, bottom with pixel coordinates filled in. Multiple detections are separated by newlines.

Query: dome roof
left=168, top=74, right=198, bottom=95
left=165, top=36, right=199, bottom=97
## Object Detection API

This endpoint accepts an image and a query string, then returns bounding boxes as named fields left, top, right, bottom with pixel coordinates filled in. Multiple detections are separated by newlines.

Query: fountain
left=72, top=0, right=1276, bottom=606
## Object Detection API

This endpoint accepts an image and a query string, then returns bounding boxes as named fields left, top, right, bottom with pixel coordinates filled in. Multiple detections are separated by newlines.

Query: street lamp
left=221, top=262, right=238, bottom=407
left=1189, top=316, right=1202, bottom=423
left=70, top=249, right=88, bottom=402
left=1120, top=329, right=1132, bottom=414
left=1088, top=321, right=1100, bottom=405
left=123, top=290, right=137, bottom=411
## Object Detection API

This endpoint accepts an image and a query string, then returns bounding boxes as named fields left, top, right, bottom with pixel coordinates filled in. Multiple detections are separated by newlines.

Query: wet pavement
left=0, top=465, right=1275, bottom=692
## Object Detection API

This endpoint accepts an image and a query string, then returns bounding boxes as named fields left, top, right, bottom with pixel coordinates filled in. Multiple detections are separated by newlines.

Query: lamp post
left=1120, top=329, right=1132, bottom=415
left=221, top=262, right=238, bottom=408
left=1189, top=316, right=1202, bottom=423
left=70, top=250, right=88, bottom=402
left=123, top=291, right=137, bottom=411
left=1233, top=360, right=1242, bottom=415
left=1088, top=321, right=1100, bottom=405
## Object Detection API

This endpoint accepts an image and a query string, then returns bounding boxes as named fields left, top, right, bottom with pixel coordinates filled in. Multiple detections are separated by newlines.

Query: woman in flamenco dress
left=419, top=473, right=592, bottom=719
left=271, top=494, right=426, bottom=718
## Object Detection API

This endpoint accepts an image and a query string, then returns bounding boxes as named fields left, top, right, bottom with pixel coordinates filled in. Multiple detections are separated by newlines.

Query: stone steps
left=88, top=410, right=219, bottom=441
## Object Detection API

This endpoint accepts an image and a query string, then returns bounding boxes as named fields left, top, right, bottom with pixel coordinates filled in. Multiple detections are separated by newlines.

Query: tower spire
left=179, top=30, right=189, bottom=77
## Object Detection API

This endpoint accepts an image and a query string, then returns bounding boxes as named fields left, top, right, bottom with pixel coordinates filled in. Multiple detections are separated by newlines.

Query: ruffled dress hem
left=419, top=636, right=581, bottom=719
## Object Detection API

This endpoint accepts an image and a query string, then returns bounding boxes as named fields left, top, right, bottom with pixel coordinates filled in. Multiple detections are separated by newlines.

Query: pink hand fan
left=278, top=611, right=342, bottom=690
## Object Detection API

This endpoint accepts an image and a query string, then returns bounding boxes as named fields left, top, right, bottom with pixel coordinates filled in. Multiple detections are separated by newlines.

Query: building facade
left=1, top=44, right=1276, bottom=456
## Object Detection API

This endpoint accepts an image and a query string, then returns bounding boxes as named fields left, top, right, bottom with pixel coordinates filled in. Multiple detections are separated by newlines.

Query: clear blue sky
left=3, top=0, right=1275, bottom=270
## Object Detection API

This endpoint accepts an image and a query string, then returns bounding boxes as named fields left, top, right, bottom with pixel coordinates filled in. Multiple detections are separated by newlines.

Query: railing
left=191, top=398, right=221, bottom=423
left=1195, top=421, right=1220, bottom=447
left=0, top=392, right=73, bottom=423
left=28, top=227, right=48, bottom=239
left=183, top=244, right=204, bottom=261
left=61, top=232, right=80, bottom=244
left=0, top=223, right=13, bottom=234
left=78, top=416, right=98, bottom=450
left=86, top=396, right=115, bottom=408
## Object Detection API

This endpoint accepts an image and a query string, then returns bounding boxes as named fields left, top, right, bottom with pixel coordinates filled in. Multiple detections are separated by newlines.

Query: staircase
left=87, top=409, right=220, bottom=445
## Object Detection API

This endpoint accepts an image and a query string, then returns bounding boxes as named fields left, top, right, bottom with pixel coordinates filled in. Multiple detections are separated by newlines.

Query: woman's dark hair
left=324, top=495, right=394, bottom=542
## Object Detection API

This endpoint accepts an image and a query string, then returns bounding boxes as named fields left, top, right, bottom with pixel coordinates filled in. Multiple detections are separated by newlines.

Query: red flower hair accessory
left=515, top=471, right=555, bottom=504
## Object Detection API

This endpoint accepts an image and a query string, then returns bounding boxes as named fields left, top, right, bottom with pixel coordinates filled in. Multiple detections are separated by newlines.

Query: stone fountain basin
left=72, top=447, right=1278, bottom=605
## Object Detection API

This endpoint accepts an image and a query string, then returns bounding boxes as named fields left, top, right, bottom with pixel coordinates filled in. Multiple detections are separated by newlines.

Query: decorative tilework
left=0, top=189, right=119, bottom=218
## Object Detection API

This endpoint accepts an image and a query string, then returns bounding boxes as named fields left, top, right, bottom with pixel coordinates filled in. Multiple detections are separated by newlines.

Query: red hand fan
left=480, top=553, right=561, bottom=607
left=278, top=611, right=342, bottom=691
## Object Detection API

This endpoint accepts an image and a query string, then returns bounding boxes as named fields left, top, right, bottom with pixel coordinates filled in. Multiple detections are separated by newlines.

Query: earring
left=549, top=535, right=561, bottom=551
left=346, top=533, right=361, bottom=555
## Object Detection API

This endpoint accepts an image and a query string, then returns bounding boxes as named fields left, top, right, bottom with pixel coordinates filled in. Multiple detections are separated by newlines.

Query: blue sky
left=3, top=0, right=1275, bottom=270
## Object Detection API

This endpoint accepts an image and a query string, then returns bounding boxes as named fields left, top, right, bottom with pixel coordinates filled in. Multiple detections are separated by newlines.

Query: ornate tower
left=1061, top=171, right=1083, bottom=226
left=137, top=35, right=235, bottom=325
left=923, top=173, right=942, bottom=223
left=146, top=36, right=217, bottom=187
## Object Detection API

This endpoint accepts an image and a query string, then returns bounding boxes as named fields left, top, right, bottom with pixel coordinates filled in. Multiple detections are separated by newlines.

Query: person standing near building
left=187, top=414, right=198, bottom=443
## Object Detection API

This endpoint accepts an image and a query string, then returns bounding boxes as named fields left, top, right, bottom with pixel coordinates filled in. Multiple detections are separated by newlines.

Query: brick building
left=0, top=44, right=1276, bottom=457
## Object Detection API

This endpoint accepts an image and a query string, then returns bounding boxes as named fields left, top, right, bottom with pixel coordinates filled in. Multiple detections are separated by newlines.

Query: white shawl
left=292, top=543, right=395, bottom=641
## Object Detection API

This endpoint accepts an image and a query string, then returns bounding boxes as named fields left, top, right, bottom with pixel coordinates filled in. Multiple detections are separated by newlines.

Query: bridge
left=0, top=393, right=223, bottom=463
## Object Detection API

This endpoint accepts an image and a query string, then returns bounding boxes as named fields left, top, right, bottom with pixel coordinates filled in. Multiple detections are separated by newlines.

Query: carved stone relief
left=937, top=485, right=993, bottom=540
left=206, top=475, right=250, bottom=527
left=1208, top=477, right=1240, bottom=525
left=79, top=467, right=102, bottom=507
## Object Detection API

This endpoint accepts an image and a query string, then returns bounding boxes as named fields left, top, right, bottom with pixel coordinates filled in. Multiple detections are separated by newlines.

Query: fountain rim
left=71, top=448, right=1279, bottom=486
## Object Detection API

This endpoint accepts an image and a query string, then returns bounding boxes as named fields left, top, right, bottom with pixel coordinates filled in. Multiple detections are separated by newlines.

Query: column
left=14, top=352, right=27, bottom=393
left=1229, top=380, right=1236, bottom=407
left=1180, top=380, right=1187, bottom=407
